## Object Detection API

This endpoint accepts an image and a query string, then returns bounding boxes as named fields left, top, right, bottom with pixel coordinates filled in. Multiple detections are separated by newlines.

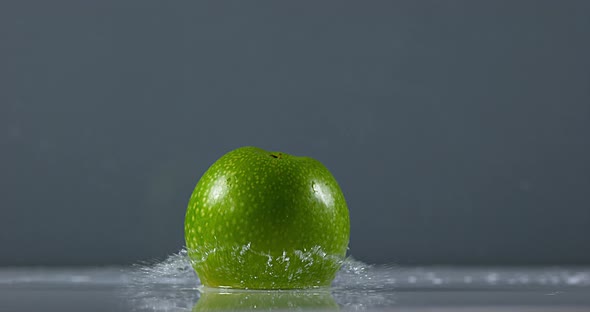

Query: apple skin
left=185, top=146, right=350, bottom=289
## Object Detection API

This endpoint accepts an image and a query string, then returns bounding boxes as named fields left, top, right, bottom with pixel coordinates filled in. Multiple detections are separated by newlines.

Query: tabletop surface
left=2, top=261, right=590, bottom=312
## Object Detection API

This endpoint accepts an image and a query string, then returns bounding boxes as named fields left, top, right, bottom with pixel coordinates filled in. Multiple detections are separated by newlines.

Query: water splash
left=126, top=248, right=590, bottom=311
left=128, top=248, right=590, bottom=290
left=187, top=244, right=343, bottom=289
left=129, top=249, right=369, bottom=288
left=126, top=250, right=198, bottom=312
left=126, top=248, right=395, bottom=311
left=130, top=249, right=198, bottom=288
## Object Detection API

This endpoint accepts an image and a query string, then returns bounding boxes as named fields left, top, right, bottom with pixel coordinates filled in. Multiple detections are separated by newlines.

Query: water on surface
left=2, top=249, right=590, bottom=311
left=124, top=249, right=590, bottom=311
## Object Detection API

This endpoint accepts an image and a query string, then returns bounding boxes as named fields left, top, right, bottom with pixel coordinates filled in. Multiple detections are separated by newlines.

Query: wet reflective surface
left=2, top=263, right=590, bottom=312
left=0, top=250, right=590, bottom=311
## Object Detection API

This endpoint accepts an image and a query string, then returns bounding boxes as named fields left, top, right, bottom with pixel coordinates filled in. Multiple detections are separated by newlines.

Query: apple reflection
left=193, top=287, right=338, bottom=311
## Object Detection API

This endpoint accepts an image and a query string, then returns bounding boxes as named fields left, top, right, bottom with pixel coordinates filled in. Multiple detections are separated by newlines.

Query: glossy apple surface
left=185, top=146, right=350, bottom=289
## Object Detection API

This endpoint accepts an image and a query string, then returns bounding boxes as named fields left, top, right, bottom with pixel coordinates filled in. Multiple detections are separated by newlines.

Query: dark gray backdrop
left=2, top=1, right=589, bottom=266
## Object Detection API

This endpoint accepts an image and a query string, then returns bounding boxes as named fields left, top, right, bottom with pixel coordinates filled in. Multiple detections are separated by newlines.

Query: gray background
left=1, top=1, right=589, bottom=266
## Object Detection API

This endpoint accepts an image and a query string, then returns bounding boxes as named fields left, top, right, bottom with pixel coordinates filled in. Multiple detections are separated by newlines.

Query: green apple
left=185, top=146, right=350, bottom=289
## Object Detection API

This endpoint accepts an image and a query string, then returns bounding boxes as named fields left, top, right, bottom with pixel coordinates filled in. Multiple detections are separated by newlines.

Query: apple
left=185, top=146, right=350, bottom=289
